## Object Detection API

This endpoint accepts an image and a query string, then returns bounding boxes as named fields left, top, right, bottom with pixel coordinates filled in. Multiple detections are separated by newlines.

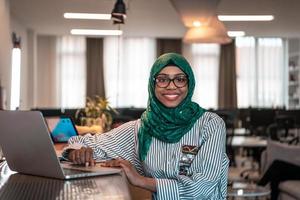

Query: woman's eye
left=175, top=77, right=187, bottom=82
left=157, top=78, right=168, bottom=82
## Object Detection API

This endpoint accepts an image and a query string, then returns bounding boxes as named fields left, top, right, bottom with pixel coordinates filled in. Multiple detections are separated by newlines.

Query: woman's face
left=154, top=66, right=188, bottom=108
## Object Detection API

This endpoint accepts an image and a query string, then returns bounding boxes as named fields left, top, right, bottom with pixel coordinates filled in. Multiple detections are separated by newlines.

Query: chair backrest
left=212, top=109, right=238, bottom=129
left=261, top=140, right=300, bottom=174
left=238, top=108, right=251, bottom=129
left=111, top=108, right=145, bottom=128
left=249, top=108, right=276, bottom=136
left=115, top=108, right=145, bottom=119
left=32, top=108, right=80, bottom=124
left=250, top=108, right=275, bottom=128
left=275, top=109, right=300, bottom=127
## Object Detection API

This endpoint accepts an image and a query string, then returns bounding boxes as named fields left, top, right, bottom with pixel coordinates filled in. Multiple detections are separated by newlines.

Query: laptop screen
left=45, top=117, right=78, bottom=143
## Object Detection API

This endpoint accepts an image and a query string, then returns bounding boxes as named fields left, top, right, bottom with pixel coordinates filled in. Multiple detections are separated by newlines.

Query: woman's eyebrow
left=156, top=73, right=186, bottom=76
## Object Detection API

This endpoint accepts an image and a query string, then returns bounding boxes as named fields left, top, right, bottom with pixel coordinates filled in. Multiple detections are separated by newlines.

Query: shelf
left=289, top=82, right=299, bottom=86
left=289, top=92, right=299, bottom=96
left=289, top=96, right=299, bottom=100
left=288, top=48, right=300, bottom=108
left=289, top=52, right=300, bottom=57
left=289, top=66, right=300, bottom=73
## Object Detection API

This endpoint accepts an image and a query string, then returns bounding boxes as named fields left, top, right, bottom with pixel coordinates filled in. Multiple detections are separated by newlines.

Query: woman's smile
left=162, top=93, right=180, bottom=101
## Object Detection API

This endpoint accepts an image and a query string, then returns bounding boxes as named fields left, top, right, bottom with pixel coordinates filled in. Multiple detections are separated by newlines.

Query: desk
left=230, top=136, right=267, bottom=169
left=231, top=136, right=267, bottom=148
left=227, top=128, right=251, bottom=136
left=0, top=161, right=132, bottom=200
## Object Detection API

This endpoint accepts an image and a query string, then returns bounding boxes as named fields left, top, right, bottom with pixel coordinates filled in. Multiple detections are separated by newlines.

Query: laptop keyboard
left=0, top=173, right=102, bottom=199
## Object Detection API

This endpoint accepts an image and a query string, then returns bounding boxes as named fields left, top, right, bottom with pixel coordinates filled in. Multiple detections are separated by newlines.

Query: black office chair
left=239, top=108, right=276, bottom=181
left=31, top=108, right=63, bottom=117
left=213, top=109, right=238, bottom=166
left=248, top=108, right=276, bottom=137
left=267, top=115, right=296, bottom=144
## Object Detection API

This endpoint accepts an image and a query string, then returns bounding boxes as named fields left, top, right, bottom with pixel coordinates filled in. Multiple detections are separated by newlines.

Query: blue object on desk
left=45, top=117, right=78, bottom=143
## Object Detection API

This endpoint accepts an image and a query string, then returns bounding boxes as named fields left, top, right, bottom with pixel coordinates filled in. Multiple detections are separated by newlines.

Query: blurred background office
left=1, top=0, right=300, bottom=199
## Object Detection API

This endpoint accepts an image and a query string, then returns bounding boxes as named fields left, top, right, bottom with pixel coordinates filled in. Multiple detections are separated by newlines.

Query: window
left=183, top=43, right=220, bottom=109
left=236, top=37, right=287, bottom=108
left=56, top=36, right=86, bottom=108
left=104, top=37, right=156, bottom=108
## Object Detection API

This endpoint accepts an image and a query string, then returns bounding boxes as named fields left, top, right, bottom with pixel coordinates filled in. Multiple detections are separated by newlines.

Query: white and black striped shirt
left=67, top=112, right=229, bottom=200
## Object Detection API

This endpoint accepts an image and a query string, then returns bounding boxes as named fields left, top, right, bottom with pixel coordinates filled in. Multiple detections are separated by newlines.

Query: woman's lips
left=162, top=94, right=180, bottom=101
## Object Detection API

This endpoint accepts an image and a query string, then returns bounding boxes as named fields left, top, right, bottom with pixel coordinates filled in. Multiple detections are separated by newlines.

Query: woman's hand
left=103, top=159, right=156, bottom=192
left=103, top=159, right=142, bottom=186
left=68, top=147, right=95, bottom=166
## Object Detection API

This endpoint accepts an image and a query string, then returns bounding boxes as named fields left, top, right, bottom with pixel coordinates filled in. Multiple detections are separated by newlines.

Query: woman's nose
left=166, top=80, right=177, bottom=89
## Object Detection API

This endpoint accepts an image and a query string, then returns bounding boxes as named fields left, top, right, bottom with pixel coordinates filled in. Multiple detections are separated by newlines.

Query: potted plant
left=75, top=96, right=117, bottom=134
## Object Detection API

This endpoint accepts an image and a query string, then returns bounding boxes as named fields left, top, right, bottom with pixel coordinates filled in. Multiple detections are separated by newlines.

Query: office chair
left=249, top=108, right=276, bottom=137
left=267, top=115, right=296, bottom=144
left=213, top=109, right=238, bottom=166
left=239, top=108, right=276, bottom=181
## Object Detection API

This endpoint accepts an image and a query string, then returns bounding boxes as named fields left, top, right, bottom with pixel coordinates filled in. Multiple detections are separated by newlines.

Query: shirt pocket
left=179, top=144, right=201, bottom=176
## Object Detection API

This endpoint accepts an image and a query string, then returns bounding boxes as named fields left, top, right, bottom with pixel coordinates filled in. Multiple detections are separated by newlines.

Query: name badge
left=179, top=145, right=199, bottom=176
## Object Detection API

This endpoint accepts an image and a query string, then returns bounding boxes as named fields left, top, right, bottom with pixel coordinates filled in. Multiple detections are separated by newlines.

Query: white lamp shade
left=183, top=16, right=232, bottom=44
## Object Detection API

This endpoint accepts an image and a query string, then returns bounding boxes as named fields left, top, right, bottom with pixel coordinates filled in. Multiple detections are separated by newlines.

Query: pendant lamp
left=183, top=15, right=232, bottom=44
left=111, top=0, right=126, bottom=24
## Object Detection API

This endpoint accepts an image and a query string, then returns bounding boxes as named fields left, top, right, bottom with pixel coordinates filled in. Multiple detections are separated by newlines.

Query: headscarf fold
left=138, top=53, right=206, bottom=161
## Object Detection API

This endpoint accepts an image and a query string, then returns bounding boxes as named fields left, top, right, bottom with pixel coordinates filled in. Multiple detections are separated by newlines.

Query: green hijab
left=138, top=53, right=206, bottom=161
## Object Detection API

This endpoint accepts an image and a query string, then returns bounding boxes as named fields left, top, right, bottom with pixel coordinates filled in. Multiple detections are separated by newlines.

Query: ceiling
left=9, top=0, right=300, bottom=38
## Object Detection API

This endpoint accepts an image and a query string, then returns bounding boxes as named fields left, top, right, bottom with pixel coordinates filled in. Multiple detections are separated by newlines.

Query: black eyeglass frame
left=153, top=75, right=189, bottom=88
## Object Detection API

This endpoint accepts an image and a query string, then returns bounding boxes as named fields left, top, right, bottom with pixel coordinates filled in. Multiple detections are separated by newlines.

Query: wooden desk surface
left=0, top=161, right=132, bottom=200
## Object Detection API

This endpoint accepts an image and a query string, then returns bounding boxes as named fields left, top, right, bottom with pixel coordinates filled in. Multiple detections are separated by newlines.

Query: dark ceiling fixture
left=12, top=32, right=21, bottom=48
left=111, top=0, right=126, bottom=24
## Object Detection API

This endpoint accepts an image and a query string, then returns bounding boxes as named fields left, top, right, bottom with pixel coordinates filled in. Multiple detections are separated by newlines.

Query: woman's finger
left=79, top=148, right=86, bottom=164
left=75, top=149, right=82, bottom=164
left=68, top=150, right=76, bottom=162
left=85, top=148, right=95, bottom=166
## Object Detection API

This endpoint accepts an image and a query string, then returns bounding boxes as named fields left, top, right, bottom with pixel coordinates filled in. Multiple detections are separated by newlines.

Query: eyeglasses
left=154, top=75, right=188, bottom=88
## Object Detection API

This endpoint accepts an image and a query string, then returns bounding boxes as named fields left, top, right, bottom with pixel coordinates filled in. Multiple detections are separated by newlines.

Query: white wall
left=0, top=0, right=12, bottom=109
left=6, top=12, right=59, bottom=109
left=0, top=1, right=34, bottom=110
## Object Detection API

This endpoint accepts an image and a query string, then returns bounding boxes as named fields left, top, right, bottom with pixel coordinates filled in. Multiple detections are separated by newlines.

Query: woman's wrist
left=137, top=176, right=156, bottom=192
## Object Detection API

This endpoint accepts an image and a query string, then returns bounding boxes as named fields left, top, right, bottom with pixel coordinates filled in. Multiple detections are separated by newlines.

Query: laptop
left=44, top=116, right=78, bottom=143
left=0, top=110, right=121, bottom=179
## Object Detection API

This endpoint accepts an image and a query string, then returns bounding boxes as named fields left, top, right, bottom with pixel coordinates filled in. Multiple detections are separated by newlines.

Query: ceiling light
left=64, top=13, right=111, bottom=20
left=227, top=31, right=245, bottom=37
left=70, top=29, right=123, bottom=36
left=111, top=0, right=126, bottom=24
left=193, top=21, right=202, bottom=27
left=112, top=14, right=125, bottom=24
left=184, top=16, right=232, bottom=44
left=218, top=15, right=274, bottom=21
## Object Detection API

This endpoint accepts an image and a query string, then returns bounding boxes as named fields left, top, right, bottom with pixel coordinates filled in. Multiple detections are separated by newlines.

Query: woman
left=65, top=53, right=229, bottom=199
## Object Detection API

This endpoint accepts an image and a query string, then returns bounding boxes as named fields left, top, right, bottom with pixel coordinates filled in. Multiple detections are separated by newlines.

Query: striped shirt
left=67, top=112, right=229, bottom=200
